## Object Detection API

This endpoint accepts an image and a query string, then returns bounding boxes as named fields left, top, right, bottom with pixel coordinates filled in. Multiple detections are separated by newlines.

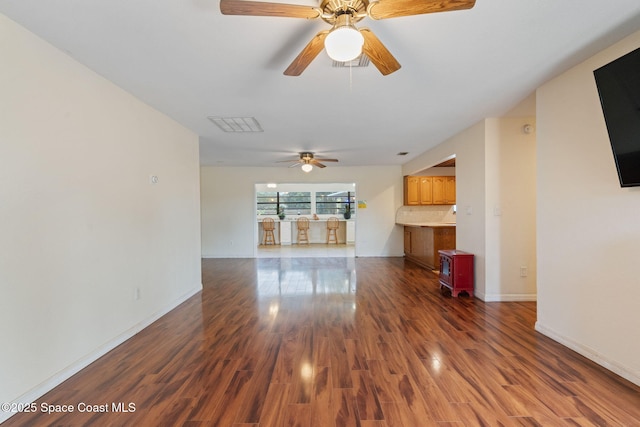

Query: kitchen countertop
left=396, top=221, right=456, bottom=227
left=259, top=218, right=354, bottom=222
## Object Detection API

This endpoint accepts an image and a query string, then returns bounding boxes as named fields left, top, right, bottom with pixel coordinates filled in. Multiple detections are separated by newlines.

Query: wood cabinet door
left=420, top=227, right=434, bottom=267
left=436, top=227, right=456, bottom=251
left=419, top=176, right=433, bottom=205
left=445, top=177, right=456, bottom=204
left=404, top=229, right=412, bottom=255
left=432, top=176, right=446, bottom=204
left=404, top=176, right=420, bottom=205
left=405, top=175, right=455, bottom=206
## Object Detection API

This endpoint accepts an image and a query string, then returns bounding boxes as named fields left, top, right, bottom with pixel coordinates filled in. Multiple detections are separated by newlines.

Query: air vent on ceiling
left=332, top=55, right=370, bottom=68
left=207, top=116, right=263, bottom=132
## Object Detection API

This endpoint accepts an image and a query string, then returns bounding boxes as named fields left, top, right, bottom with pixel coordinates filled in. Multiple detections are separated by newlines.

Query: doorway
left=255, top=182, right=357, bottom=258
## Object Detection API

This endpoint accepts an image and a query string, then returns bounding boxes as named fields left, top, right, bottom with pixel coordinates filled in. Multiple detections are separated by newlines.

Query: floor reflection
left=256, top=258, right=357, bottom=328
left=256, top=258, right=357, bottom=297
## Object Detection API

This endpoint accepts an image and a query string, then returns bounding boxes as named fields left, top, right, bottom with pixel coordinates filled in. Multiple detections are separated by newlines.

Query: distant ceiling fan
left=278, top=152, right=338, bottom=172
left=220, top=0, right=476, bottom=76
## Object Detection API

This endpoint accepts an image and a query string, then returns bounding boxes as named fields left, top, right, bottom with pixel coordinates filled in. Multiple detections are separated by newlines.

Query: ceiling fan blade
left=276, top=159, right=300, bottom=163
left=314, top=162, right=327, bottom=168
left=360, top=28, right=401, bottom=76
left=284, top=30, right=329, bottom=76
left=314, top=158, right=339, bottom=162
left=368, top=0, right=475, bottom=20
left=220, top=0, right=321, bottom=18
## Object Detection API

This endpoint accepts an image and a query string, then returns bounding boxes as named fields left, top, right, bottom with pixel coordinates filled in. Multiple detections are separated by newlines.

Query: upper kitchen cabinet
left=404, top=176, right=434, bottom=205
left=433, top=176, right=456, bottom=204
left=404, top=176, right=455, bottom=206
left=404, top=176, right=420, bottom=205
left=419, top=176, right=433, bottom=205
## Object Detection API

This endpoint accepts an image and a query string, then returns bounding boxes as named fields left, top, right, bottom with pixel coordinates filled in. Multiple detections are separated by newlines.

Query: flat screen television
left=593, top=46, right=640, bottom=187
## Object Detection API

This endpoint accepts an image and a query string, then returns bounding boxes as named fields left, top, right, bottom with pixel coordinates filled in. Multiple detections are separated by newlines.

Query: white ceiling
left=2, top=0, right=640, bottom=168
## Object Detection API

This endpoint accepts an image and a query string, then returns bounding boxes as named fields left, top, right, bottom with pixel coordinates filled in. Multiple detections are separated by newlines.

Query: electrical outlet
left=520, top=267, right=528, bottom=277
left=134, top=287, right=141, bottom=301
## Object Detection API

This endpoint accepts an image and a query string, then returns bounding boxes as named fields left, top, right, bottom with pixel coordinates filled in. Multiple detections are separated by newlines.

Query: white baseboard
left=535, top=321, right=640, bottom=387
left=0, top=284, right=202, bottom=424
left=482, top=293, right=537, bottom=302
left=201, top=254, right=252, bottom=258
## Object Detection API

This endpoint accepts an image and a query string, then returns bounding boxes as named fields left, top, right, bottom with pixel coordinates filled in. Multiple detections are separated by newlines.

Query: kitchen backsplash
left=396, top=205, right=456, bottom=224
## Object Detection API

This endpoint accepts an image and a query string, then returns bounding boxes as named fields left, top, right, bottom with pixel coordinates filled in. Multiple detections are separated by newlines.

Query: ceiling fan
left=277, top=152, right=338, bottom=172
left=220, top=0, right=476, bottom=76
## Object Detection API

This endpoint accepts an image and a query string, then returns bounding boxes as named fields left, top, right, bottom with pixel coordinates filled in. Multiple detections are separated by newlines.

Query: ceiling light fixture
left=301, top=163, right=313, bottom=173
left=324, top=13, right=364, bottom=62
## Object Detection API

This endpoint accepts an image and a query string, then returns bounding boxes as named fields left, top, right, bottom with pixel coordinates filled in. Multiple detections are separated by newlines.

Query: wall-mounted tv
left=594, top=46, right=640, bottom=187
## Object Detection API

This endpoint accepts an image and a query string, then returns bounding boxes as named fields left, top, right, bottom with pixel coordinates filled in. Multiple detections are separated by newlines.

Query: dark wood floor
left=4, top=257, right=640, bottom=426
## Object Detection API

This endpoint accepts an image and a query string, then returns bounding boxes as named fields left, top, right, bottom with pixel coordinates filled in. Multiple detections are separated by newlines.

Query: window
left=316, top=191, right=354, bottom=215
left=257, top=191, right=311, bottom=215
left=279, top=192, right=311, bottom=215
left=257, top=192, right=278, bottom=215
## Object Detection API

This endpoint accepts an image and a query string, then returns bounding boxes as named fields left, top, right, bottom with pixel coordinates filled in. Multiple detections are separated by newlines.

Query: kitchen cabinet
left=404, top=176, right=420, bottom=205
left=433, top=176, right=456, bottom=204
left=404, top=176, right=455, bottom=206
left=438, top=250, right=474, bottom=297
left=280, top=221, right=291, bottom=244
left=445, top=177, right=456, bottom=203
left=419, top=176, right=433, bottom=204
left=404, top=225, right=456, bottom=270
left=404, top=229, right=412, bottom=254
left=346, top=221, right=355, bottom=243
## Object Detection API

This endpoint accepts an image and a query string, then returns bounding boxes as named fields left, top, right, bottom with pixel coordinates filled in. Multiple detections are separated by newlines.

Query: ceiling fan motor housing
left=300, top=152, right=315, bottom=161
left=320, top=0, right=369, bottom=24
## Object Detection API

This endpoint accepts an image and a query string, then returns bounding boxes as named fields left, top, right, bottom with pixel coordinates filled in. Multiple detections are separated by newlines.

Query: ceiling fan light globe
left=324, top=27, right=364, bottom=62
left=301, top=163, right=313, bottom=173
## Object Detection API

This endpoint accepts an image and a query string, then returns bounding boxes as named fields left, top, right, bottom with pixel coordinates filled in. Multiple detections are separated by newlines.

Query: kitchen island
left=258, top=217, right=355, bottom=245
left=397, top=221, right=456, bottom=270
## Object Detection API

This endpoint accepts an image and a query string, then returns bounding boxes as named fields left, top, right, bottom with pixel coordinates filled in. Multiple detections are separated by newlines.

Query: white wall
left=484, top=117, right=537, bottom=301
left=403, top=108, right=537, bottom=301
left=0, top=14, right=202, bottom=415
left=536, top=30, right=640, bottom=386
left=201, top=166, right=404, bottom=257
left=403, top=121, right=488, bottom=298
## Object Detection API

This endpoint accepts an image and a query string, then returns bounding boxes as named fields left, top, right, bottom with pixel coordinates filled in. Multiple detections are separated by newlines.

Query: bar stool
left=326, top=217, right=339, bottom=244
left=262, top=217, right=276, bottom=245
left=296, top=217, right=310, bottom=244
